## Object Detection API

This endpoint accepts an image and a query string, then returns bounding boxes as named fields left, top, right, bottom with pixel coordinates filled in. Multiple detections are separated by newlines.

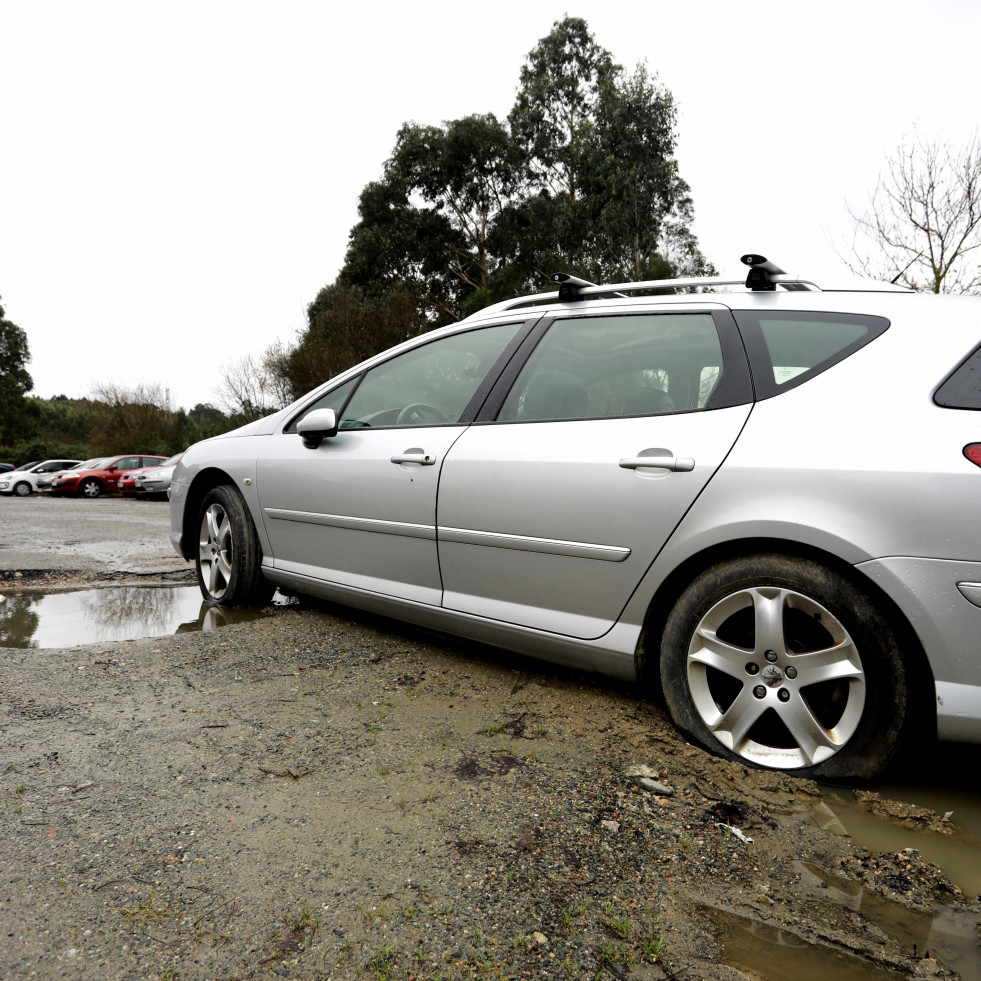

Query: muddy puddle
left=713, top=855, right=981, bottom=980
left=0, top=584, right=285, bottom=648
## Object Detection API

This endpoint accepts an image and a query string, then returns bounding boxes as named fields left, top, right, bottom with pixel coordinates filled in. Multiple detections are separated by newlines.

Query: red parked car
left=50, top=455, right=168, bottom=498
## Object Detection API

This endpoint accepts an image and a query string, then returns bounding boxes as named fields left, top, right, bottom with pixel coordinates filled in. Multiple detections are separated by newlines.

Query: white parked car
left=169, top=256, right=981, bottom=781
left=0, top=459, right=82, bottom=496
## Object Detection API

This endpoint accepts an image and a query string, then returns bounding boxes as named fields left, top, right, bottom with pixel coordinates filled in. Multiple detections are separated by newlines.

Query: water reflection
left=805, top=791, right=981, bottom=898
left=795, top=861, right=981, bottom=976
left=0, top=593, right=42, bottom=648
left=710, top=908, right=902, bottom=980
left=0, top=585, right=280, bottom=648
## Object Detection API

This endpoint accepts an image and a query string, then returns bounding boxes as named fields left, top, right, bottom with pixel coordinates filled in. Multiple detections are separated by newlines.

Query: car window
left=141, top=457, right=164, bottom=467
left=115, top=457, right=141, bottom=470
left=733, top=311, right=889, bottom=399
left=935, top=343, right=981, bottom=409
left=286, top=377, right=359, bottom=433
left=497, top=313, right=724, bottom=422
left=338, top=322, right=523, bottom=429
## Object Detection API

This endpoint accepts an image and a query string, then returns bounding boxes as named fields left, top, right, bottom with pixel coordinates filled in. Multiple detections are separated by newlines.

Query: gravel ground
left=1, top=496, right=979, bottom=980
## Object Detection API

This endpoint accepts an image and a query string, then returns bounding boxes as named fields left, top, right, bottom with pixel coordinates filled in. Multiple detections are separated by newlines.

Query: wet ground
left=2, top=493, right=980, bottom=979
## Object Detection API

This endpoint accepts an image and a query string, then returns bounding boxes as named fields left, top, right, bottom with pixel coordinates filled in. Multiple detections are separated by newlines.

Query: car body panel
left=255, top=425, right=469, bottom=605
left=437, top=406, right=751, bottom=638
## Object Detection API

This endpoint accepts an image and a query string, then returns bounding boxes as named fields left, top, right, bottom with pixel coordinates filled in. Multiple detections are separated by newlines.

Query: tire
left=659, top=554, right=908, bottom=782
left=13, top=481, right=32, bottom=497
left=195, top=484, right=273, bottom=607
left=80, top=478, right=103, bottom=498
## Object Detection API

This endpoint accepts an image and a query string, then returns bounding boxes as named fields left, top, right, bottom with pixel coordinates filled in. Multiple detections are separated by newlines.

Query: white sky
left=2, top=0, right=979, bottom=411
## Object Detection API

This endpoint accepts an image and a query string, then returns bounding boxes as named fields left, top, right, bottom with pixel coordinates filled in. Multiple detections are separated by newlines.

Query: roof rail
left=472, top=256, right=820, bottom=318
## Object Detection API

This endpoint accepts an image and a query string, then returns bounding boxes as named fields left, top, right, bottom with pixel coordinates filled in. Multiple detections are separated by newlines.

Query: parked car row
left=0, top=454, right=182, bottom=499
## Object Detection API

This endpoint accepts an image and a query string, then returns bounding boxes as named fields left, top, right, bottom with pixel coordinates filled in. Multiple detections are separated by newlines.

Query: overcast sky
left=2, top=0, right=979, bottom=411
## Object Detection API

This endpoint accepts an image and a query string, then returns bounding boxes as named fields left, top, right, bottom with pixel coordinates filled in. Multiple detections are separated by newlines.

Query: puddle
left=796, top=861, right=981, bottom=976
left=801, top=790, right=981, bottom=899
left=709, top=908, right=903, bottom=980
left=0, top=585, right=286, bottom=648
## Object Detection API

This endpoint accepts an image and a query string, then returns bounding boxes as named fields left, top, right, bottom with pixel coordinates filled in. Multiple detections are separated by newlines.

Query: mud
left=1, top=495, right=979, bottom=979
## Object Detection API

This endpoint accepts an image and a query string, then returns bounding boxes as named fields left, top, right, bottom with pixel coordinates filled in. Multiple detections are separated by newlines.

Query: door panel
left=256, top=427, right=466, bottom=605
left=437, top=408, right=751, bottom=637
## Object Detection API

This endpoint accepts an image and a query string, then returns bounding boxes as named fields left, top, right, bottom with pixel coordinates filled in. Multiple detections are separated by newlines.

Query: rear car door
left=436, top=308, right=755, bottom=639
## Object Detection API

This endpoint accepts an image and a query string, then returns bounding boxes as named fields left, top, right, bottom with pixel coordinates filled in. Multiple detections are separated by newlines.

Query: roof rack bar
left=468, top=255, right=820, bottom=319
left=550, top=272, right=596, bottom=301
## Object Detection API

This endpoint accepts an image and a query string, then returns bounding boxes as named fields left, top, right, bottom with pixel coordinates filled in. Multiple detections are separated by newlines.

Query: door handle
left=391, top=451, right=436, bottom=466
left=619, top=455, right=695, bottom=472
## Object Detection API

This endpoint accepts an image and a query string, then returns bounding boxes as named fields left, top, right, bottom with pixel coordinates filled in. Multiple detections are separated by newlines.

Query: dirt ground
left=1, top=497, right=979, bottom=980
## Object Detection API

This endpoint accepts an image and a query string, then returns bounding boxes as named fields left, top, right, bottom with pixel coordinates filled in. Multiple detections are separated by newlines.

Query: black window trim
left=732, top=309, right=890, bottom=401
left=934, top=341, right=981, bottom=410
left=473, top=307, right=754, bottom=425
left=282, top=317, right=541, bottom=434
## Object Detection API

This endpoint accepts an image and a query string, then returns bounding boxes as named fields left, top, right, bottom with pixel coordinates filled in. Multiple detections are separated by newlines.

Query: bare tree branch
left=843, top=134, right=981, bottom=293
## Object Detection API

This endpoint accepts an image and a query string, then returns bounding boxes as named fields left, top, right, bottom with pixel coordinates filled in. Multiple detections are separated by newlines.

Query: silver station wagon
left=170, top=256, right=981, bottom=781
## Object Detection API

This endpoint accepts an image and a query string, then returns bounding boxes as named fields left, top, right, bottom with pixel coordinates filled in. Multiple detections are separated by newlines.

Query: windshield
left=77, top=458, right=109, bottom=470
left=161, top=453, right=183, bottom=467
left=13, top=460, right=40, bottom=471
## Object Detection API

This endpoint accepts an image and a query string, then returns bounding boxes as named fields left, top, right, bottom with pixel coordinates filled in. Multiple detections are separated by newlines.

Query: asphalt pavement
left=0, top=494, right=188, bottom=574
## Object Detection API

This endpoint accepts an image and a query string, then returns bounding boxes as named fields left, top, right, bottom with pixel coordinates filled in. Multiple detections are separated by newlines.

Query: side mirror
left=296, top=408, right=339, bottom=449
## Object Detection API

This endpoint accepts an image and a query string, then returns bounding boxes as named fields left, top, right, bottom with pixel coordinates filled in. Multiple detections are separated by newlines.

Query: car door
left=254, top=320, right=528, bottom=605
left=105, top=456, right=141, bottom=491
left=436, top=308, right=755, bottom=639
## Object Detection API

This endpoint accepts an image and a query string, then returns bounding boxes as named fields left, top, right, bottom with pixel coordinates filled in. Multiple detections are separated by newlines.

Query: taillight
left=965, top=444, right=981, bottom=468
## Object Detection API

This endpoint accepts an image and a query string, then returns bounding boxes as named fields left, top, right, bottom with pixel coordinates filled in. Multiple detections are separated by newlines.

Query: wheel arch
left=635, top=536, right=936, bottom=737
left=180, top=467, right=238, bottom=561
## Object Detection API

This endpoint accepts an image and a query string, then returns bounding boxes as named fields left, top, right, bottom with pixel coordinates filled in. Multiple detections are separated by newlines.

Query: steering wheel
left=396, top=403, right=450, bottom=426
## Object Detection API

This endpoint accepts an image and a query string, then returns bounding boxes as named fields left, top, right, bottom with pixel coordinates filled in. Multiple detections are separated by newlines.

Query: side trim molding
left=264, top=508, right=436, bottom=541
left=439, top=526, right=630, bottom=562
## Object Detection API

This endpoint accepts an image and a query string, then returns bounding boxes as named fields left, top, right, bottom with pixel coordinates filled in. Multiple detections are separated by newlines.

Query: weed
left=644, top=934, right=665, bottom=957
left=379, top=765, right=391, bottom=776
left=484, top=722, right=506, bottom=735
left=405, top=684, right=421, bottom=698
left=534, top=725, right=547, bottom=737
left=365, top=945, right=395, bottom=978
left=404, top=904, right=419, bottom=919
left=609, top=913, right=630, bottom=937
left=14, top=784, right=25, bottom=794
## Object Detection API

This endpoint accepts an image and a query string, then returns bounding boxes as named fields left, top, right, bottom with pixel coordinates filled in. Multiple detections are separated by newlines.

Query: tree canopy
left=266, top=16, right=714, bottom=403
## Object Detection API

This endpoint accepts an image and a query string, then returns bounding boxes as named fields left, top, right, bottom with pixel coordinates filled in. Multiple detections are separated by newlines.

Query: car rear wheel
left=659, top=554, right=908, bottom=782
left=195, top=484, right=273, bottom=606
left=13, top=481, right=32, bottom=496
left=80, top=478, right=102, bottom=498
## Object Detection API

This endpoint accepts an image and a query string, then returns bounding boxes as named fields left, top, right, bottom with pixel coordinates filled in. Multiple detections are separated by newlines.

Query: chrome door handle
left=391, top=451, right=436, bottom=466
left=619, top=456, right=695, bottom=472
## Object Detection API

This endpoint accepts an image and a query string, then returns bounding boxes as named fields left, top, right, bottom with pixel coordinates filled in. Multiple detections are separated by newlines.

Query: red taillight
left=965, top=444, right=981, bottom=468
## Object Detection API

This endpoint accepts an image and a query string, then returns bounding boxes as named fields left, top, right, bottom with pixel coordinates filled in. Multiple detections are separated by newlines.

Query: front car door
left=436, top=307, right=755, bottom=639
left=254, top=320, right=528, bottom=605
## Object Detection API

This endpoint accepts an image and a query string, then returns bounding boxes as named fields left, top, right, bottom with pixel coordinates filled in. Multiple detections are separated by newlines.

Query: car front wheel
left=659, top=554, right=908, bottom=782
left=14, top=481, right=32, bottom=496
left=80, top=478, right=102, bottom=498
left=195, top=484, right=273, bottom=606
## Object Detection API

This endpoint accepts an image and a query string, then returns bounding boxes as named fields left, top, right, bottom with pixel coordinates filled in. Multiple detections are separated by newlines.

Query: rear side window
left=496, top=312, right=744, bottom=423
left=935, top=344, right=981, bottom=409
left=734, top=311, right=889, bottom=399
